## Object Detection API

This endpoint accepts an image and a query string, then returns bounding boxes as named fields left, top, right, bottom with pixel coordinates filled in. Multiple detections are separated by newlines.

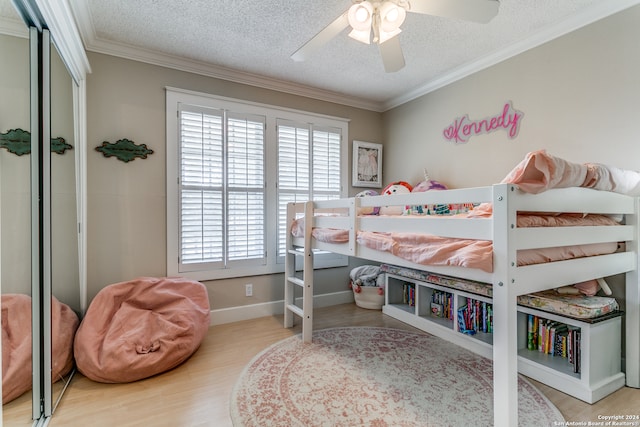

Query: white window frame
left=166, top=87, right=349, bottom=281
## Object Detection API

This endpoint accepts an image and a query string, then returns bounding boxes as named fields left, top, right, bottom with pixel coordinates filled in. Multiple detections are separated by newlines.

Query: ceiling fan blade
left=407, top=0, right=499, bottom=23
left=291, top=12, right=350, bottom=62
left=379, top=36, right=405, bottom=73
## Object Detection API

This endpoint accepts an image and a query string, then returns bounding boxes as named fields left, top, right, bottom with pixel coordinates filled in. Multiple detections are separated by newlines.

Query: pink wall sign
left=443, top=101, right=524, bottom=144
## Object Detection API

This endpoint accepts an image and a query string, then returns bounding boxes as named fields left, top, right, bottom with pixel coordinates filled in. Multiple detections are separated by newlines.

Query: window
left=166, top=88, right=348, bottom=281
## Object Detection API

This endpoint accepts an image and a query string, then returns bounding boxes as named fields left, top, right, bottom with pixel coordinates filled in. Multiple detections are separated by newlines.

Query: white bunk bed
left=283, top=182, right=640, bottom=427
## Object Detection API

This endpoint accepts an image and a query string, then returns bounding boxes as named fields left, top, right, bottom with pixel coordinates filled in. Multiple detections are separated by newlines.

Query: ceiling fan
left=291, top=0, right=499, bottom=73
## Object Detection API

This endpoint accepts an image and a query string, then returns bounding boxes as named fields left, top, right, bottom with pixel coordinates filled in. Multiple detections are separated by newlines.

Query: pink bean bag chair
left=74, top=277, right=210, bottom=383
left=2, top=294, right=79, bottom=404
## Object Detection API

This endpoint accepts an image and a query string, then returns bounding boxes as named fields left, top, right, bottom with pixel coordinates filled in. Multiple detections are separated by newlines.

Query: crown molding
left=67, top=0, right=382, bottom=112
left=382, top=0, right=640, bottom=111
left=67, top=0, right=640, bottom=113
left=87, top=37, right=382, bottom=112
left=0, top=15, right=28, bottom=37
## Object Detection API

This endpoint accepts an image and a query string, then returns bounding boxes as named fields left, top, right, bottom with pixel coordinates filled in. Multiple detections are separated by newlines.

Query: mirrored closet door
left=0, top=20, right=34, bottom=426
left=1, top=0, right=88, bottom=425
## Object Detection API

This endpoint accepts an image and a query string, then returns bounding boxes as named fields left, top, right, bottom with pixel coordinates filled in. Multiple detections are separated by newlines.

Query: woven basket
left=352, top=283, right=384, bottom=310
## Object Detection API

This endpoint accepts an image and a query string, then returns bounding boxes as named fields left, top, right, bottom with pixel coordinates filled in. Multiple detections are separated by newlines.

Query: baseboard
left=210, top=290, right=354, bottom=326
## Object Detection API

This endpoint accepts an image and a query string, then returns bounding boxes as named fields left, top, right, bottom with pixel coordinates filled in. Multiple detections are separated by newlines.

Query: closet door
left=2, top=0, right=88, bottom=423
left=0, top=26, right=36, bottom=426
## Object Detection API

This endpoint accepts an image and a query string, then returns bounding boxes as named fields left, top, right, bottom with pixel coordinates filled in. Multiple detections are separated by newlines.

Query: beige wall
left=85, top=53, right=383, bottom=309
left=382, top=5, right=640, bottom=189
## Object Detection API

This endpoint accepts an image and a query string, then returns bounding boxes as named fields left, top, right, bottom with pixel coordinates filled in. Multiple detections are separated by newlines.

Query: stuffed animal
left=411, top=169, right=449, bottom=215
left=355, top=189, right=380, bottom=215
left=412, top=170, right=448, bottom=193
left=379, top=181, right=413, bottom=215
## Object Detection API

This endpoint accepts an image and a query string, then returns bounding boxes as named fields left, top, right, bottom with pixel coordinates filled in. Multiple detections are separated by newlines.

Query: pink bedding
left=357, top=231, right=616, bottom=273
left=357, top=231, right=493, bottom=271
left=501, top=149, right=640, bottom=196
left=311, top=227, right=350, bottom=243
left=292, top=214, right=620, bottom=273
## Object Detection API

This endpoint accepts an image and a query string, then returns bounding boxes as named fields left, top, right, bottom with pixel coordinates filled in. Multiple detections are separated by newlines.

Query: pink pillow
left=74, top=277, right=210, bottom=383
left=573, top=280, right=600, bottom=296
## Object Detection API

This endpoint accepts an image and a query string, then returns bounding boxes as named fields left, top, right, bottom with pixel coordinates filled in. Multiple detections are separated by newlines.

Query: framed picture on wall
left=352, top=140, right=382, bottom=188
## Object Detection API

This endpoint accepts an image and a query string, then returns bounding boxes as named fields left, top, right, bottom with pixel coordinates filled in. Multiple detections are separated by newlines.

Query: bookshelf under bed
left=283, top=182, right=640, bottom=427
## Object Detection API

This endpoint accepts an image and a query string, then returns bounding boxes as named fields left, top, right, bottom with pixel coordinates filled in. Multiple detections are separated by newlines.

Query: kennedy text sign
left=443, top=102, right=524, bottom=144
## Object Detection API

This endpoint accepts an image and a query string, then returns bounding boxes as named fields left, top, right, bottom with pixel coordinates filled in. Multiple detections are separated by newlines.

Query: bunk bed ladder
left=284, top=201, right=314, bottom=342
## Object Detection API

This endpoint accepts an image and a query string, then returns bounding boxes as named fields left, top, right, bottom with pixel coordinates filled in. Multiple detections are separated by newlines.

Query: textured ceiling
left=1, top=0, right=637, bottom=110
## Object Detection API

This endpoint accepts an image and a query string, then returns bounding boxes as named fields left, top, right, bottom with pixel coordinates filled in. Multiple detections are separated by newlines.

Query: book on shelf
left=527, top=314, right=535, bottom=351
left=572, top=329, right=581, bottom=373
left=457, top=297, right=492, bottom=334
left=555, top=329, right=569, bottom=358
left=430, top=290, right=453, bottom=319
left=550, top=324, right=568, bottom=357
left=527, top=313, right=581, bottom=373
left=403, top=284, right=415, bottom=306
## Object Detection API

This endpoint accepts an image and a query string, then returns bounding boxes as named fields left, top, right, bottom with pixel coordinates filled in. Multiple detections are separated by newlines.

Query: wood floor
left=4, top=303, right=640, bottom=426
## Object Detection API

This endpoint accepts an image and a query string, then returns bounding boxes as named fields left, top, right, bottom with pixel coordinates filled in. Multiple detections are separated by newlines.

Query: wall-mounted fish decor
left=0, top=128, right=72, bottom=156
left=95, top=138, right=154, bottom=163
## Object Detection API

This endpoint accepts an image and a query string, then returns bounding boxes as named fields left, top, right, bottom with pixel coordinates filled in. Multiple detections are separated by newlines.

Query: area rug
left=230, top=327, right=566, bottom=427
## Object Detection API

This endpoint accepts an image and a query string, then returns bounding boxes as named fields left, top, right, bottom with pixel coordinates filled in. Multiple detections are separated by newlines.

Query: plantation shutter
left=179, top=107, right=224, bottom=269
left=226, top=113, right=266, bottom=263
left=178, top=105, right=265, bottom=272
left=276, top=120, right=342, bottom=257
left=312, top=127, right=342, bottom=198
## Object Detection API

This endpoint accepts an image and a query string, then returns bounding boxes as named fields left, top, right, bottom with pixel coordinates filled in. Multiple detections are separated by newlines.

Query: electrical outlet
left=245, top=283, right=253, bottom=297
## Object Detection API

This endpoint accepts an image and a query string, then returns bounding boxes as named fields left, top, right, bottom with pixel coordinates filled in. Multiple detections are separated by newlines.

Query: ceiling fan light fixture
left=348, top=1, right=374, bottom=44
left=348, top=2, right=373, bottom=30
left=379, top=1, right=406, bottom=33
left=292, top=0, right=498, bottom=73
